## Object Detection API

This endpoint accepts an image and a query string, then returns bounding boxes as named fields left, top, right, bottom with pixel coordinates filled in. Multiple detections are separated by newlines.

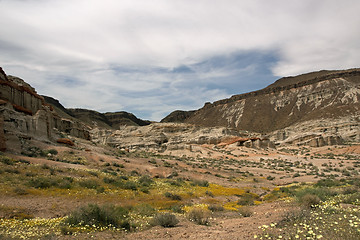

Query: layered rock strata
left=91, top=123, right=275, bottom=151
left=0, top=67, right=90, bottom=152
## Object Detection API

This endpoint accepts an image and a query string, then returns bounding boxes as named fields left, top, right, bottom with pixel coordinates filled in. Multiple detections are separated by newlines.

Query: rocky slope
left=163, top=68, right=360, bottom=146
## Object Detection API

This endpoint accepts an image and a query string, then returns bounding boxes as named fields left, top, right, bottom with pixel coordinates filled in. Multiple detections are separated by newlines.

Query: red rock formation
left=57, top=138, right=75, bottom=146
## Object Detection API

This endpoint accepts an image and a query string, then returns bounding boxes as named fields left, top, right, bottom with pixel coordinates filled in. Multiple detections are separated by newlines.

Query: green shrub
left=151, top=213, right=179, bottom=227
left=66, top=204, right=130, bottom=230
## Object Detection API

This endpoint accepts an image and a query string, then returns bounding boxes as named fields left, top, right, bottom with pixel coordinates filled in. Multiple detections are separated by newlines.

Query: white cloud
left=0, top=0, right=359, bottom=120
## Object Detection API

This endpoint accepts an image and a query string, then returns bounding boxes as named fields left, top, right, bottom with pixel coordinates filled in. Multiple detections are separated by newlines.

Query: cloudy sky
left=1, top=0, right=359, bottom=121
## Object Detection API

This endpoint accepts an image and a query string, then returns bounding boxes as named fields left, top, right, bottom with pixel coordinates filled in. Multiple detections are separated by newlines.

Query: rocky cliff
left=163, top=68, right=360, bottom=146
left=0, top=67, right=90, bottom=153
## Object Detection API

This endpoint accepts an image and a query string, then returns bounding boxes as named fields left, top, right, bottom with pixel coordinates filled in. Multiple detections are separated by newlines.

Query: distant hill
left=162, top=68, right=360, bottom=133
left=43, top=97, right=150, bottom=129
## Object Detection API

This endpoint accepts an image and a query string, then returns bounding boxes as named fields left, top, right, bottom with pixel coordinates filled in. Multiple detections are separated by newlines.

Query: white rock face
left=90, top=122, right=274, bottom=151
left=269, top=115, right=360, bottom=147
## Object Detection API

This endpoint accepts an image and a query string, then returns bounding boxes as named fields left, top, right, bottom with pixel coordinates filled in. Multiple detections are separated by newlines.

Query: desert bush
left=170, top=204, right=184, bottom=213
left=13, top=187, right=29, bottom=195
left=0, top=156, right=15, bottom=165
left=315, top=178, right=343, bottom=187
left=60, top=225, right=74, bottom=235
left=151, top=213, right=179, bottom=227
left=66, top=204, right=130, bottom=230
left=103, top=177, right=117, bottom=184
left=191, top=179, right=209, bottom=187
left=237, top=193, right=257, bottom=206
left=28, top=176, right=74, bottom=189
left=132, top=203, right=156, bottom=217
left=138, top=175, right=153, bottom=187
left=123, top=181, right=138, bottom=191
left=238, top=206, right=253, bottom=217
left=343, top=192, right=360, bottom=205
left=208, top=204, right=224, bottom=212
left=28, top=177, right=58, bottom=189
left=164, top=192, right=182, bottom=201
left=188, top=208, right=211, bottom=225
left=21, top=146, right=42, bottom=157
left=112, top=162, right=124, bottom=168
left=343, top=186, right=358, bottom=195
left=205, top=190, right=214, bottom=197
left=295, top=187, right=336, bottom=202
left=4, top=168, right=20, bottom=174
left=78, top=179, right=100, bottom=189
left=299, top=194, right=321, bottom=208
